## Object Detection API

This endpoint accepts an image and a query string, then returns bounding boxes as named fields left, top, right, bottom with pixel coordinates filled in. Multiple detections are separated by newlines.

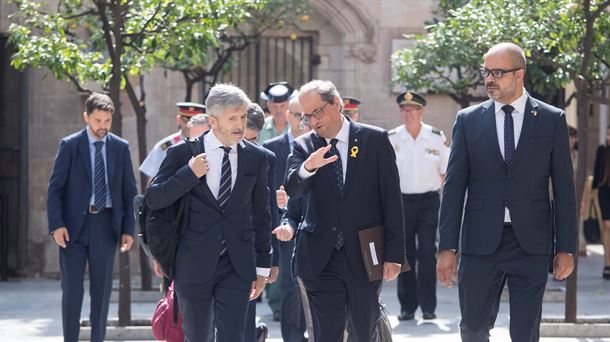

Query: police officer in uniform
left=257, top=82, right=297, bottom=143
left=342, top=97, right=361, bottom=122
left=389, top=91, right=449, bottom=321
left=139, top=102, right=206, bottom=183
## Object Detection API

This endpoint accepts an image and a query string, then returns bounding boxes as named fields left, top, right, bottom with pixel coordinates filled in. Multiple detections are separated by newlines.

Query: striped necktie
left=93, top=141, right=107, bottom=210
left=218, top=146, right=232, bottom=210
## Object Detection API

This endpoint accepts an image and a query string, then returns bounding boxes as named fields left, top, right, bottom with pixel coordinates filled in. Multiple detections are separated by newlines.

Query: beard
left=92, top=128, right=108, bottom=139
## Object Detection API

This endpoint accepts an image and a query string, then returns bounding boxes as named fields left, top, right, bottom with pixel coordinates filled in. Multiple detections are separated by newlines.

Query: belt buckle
left=88, top=205, right=100, bottom=214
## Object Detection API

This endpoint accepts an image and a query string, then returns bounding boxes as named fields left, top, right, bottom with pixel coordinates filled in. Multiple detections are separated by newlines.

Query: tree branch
left=592, top=0, right=610, bottom=20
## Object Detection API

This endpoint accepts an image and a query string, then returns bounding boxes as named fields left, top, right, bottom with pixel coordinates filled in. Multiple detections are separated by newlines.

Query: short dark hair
left=247, top=102, right=265, bottom=132
left=85, top=93, right=114, bottom=115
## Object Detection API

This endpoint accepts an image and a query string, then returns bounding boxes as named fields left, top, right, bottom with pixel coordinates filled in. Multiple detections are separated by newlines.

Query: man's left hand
left=267, top=266, right=279, bottom=283
left=383, top=262, right=401, bottom=281
left=120, top=234, right=134, bottom=253
left=250, top=275, right=267, bottom=300
left=553, top=252, right=574, bottom=280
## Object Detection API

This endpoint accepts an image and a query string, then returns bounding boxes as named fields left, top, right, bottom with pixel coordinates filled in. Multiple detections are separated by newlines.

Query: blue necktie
left=329, top=138, right=344, bottom=249
left=503, top=105, right=515, bottom=167
left=218, top=146, right=232, bottom=255
left=93, top=141, right=107, bottom=210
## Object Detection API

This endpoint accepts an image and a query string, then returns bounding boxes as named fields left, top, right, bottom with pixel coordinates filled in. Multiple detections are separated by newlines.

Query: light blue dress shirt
left=86, top=128, right=112, bottom=207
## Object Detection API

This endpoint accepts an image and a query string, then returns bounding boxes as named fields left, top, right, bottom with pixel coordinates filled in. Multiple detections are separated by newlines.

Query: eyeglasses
left=300, top=103, right=329, bottom=127
left=479, top=67, right=522, bottom=78
left=289, top=110, right=303, bottom=117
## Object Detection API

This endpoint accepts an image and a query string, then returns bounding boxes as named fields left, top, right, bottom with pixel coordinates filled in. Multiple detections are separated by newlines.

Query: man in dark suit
left=147, top=84, right=272, bottom=342
left=264, top=95, right=310, bottom=341
left=47, top=93, right=137, bottom=342
left=284, top=80, right=405, bottom=341
left=437, top=43, right=577, bottom=342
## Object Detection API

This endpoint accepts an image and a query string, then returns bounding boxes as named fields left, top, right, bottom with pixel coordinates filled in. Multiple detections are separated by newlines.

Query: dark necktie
left=218, top=146, right=232, bottom=255
left=93, top=141, right=107, bottom=210
left=218, top=146, right=232, bottom=210
left=329, top=138, right=344, bottom=249
left=503, top=105, right=515, bottom=167
left=329, top=138, right=344, bottom=195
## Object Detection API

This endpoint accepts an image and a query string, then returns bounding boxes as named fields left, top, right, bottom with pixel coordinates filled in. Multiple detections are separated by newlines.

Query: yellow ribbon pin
left=532, top=110, right=538, bottom=117
left=350, top=146, right=359, bottom=158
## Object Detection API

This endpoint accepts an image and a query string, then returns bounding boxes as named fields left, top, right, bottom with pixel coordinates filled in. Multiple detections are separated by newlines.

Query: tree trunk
left=566, top=86, right=590, bottom=323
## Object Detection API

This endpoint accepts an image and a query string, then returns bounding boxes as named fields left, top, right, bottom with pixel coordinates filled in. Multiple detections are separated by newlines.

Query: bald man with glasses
left=437, top=42, right=576, bottom=342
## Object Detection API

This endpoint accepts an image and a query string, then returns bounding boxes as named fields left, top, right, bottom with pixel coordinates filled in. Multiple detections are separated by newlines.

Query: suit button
left=217, top=235, right=222, bottom=240
left=331, top=226, right=337, bottom=231
left=82, top=211, right=86, bottom=215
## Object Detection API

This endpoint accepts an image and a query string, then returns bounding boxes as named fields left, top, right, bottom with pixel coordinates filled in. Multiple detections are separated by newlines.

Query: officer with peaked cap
left=139, top=102, right=207, bottom=183
left=342, top=97, right=361, bottom=122
left=257, top=82, right=298, bottom=143
left=388, top=91, right=449, bottom=321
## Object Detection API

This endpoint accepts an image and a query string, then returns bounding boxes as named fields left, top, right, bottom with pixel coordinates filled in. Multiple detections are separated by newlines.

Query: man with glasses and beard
left=437, top=43, right=576, bottom=342
left=284, top=80, right=405, bottom=341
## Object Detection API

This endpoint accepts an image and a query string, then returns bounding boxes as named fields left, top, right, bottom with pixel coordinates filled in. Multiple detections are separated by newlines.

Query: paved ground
left=1, top=245, right=608, bottom=341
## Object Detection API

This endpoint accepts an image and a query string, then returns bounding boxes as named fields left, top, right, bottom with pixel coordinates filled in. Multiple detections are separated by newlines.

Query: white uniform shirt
left=494, top=90, right=528, bottom=223
left=139, top=130, right=184, bottom=177
left=389, top=123, right=449, bottom=194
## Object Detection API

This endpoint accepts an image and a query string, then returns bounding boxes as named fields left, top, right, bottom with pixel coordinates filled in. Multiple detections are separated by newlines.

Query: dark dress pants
left=302, top=248, right=382, bottom=342
left=176, top=253, right=251, bottom=342
left=458, top=226, right=549, bottom=342
left=397, top=192, right=439, bottom=315
left=280, top=240, right=307, bottom=342
left=60, top=211, right=117, bottom=342
left=244, top=299, right=257, bottom=342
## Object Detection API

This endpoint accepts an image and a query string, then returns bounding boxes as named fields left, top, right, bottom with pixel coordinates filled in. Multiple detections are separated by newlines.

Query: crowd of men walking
left=47, top=42, right=578, bottom=342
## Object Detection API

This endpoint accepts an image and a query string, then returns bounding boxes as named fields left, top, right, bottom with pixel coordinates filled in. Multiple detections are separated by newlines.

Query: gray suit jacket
left=439, top=96, right=577, bottom=255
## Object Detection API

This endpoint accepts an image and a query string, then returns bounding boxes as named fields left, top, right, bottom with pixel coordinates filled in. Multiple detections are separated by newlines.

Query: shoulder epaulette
left=160, top=140, right=173, bottom=150
left=388, top=128, right=397, bottom=135
left=431, top=127, right=442, bottom=136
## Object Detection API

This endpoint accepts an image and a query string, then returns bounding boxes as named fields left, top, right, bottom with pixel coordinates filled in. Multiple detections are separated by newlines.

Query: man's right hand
left=152, top=260, right=164, bottom=278
left=52, top=227, right=69, bottom=248
left=304, top=145, right=338, bottom=172
left=437, top=250, right=457, bottom=288
left=188, top=153, right=209, bottom=178
left=276, top=185, right=288, bottom=209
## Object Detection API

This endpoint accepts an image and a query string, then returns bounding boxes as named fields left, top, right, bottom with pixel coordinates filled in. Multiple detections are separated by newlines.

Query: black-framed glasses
left=300, top=103, right=330, bottom=127
left=479, top=67, right=522, bottom=78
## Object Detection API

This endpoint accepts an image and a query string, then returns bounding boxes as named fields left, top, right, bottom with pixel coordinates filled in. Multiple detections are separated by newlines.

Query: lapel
left=508, top=96, right=539, bottom=171
left=197, top=131, right=222, bottom=209
left=77, top=129, right=92, bottom=184
left=343, top=120, right=361, bottom=197
left=482, top=101, right=506, bottom=167
left=225, top=142, right=249, bottom=211
left=105, top=134, right=117, bottom=186
left=280, top=133, right=291, bottom=160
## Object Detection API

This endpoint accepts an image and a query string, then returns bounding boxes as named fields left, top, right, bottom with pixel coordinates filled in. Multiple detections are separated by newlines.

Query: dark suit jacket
left=262, top=147, right=280, bottom=267
left=284, top=120, right=405, bottom=280
left=439, top=96, right=577, bottom=255
left=47, top=129, right=137, bottom=240
left=592, top=145, right=609, bottom=190
left=263, top=133, right=291, bottom=188
left=146, top=131, right=272, bottom=282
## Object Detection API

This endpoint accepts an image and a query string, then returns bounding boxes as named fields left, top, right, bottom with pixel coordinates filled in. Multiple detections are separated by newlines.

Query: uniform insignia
left=426, top=148, right=440, bottom=156
left=388, top=128, right=397, bottom=136
left=160, top=140, right=173, bottom=150
left=394, top=144, right=400, bottom=152
left=404, top=92, right=413, bottom=101
left=444, top=140, right=450, bottom=147
left=431, top=127, right=442, bottom=136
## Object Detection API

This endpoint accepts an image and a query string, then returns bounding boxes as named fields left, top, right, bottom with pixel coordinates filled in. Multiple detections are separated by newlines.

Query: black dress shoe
left=256, top=322, right=268, bottom=342
left=422, top=312, right=437, bottom=320
left=397, top=311, right=414, bottom=321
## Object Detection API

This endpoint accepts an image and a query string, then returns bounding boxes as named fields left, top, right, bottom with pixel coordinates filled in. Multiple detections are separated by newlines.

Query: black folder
left=358, top=225, right=411, bottom=282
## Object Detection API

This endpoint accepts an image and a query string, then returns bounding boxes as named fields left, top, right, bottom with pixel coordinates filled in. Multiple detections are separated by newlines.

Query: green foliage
left=7, top=0, right=267, bottom=91
left=392, top=0, right=610, bottom=106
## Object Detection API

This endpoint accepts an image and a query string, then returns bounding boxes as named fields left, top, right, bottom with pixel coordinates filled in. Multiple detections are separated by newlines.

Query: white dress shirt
left=494, top=90, right=528, bottom=222
left=204, top=130, right=270, bottom=277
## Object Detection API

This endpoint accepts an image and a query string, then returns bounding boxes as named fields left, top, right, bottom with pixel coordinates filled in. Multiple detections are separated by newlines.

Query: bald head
left=484, top=42, right=526, bottom=71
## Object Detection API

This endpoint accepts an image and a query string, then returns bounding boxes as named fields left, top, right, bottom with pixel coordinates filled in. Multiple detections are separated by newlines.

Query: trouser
left=397, top=191, right=440, bottom=314
left=60, top=211, right=116, bottom=342
left=458, top=226, right=549, bottom=342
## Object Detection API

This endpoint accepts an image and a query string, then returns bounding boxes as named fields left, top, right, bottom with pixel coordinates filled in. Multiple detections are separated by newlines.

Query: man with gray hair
left=147, top=83, right=273, bottom=341
left=186, top=113, right=210, bottom=138
left=284, top=80, right=406, bottom=341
